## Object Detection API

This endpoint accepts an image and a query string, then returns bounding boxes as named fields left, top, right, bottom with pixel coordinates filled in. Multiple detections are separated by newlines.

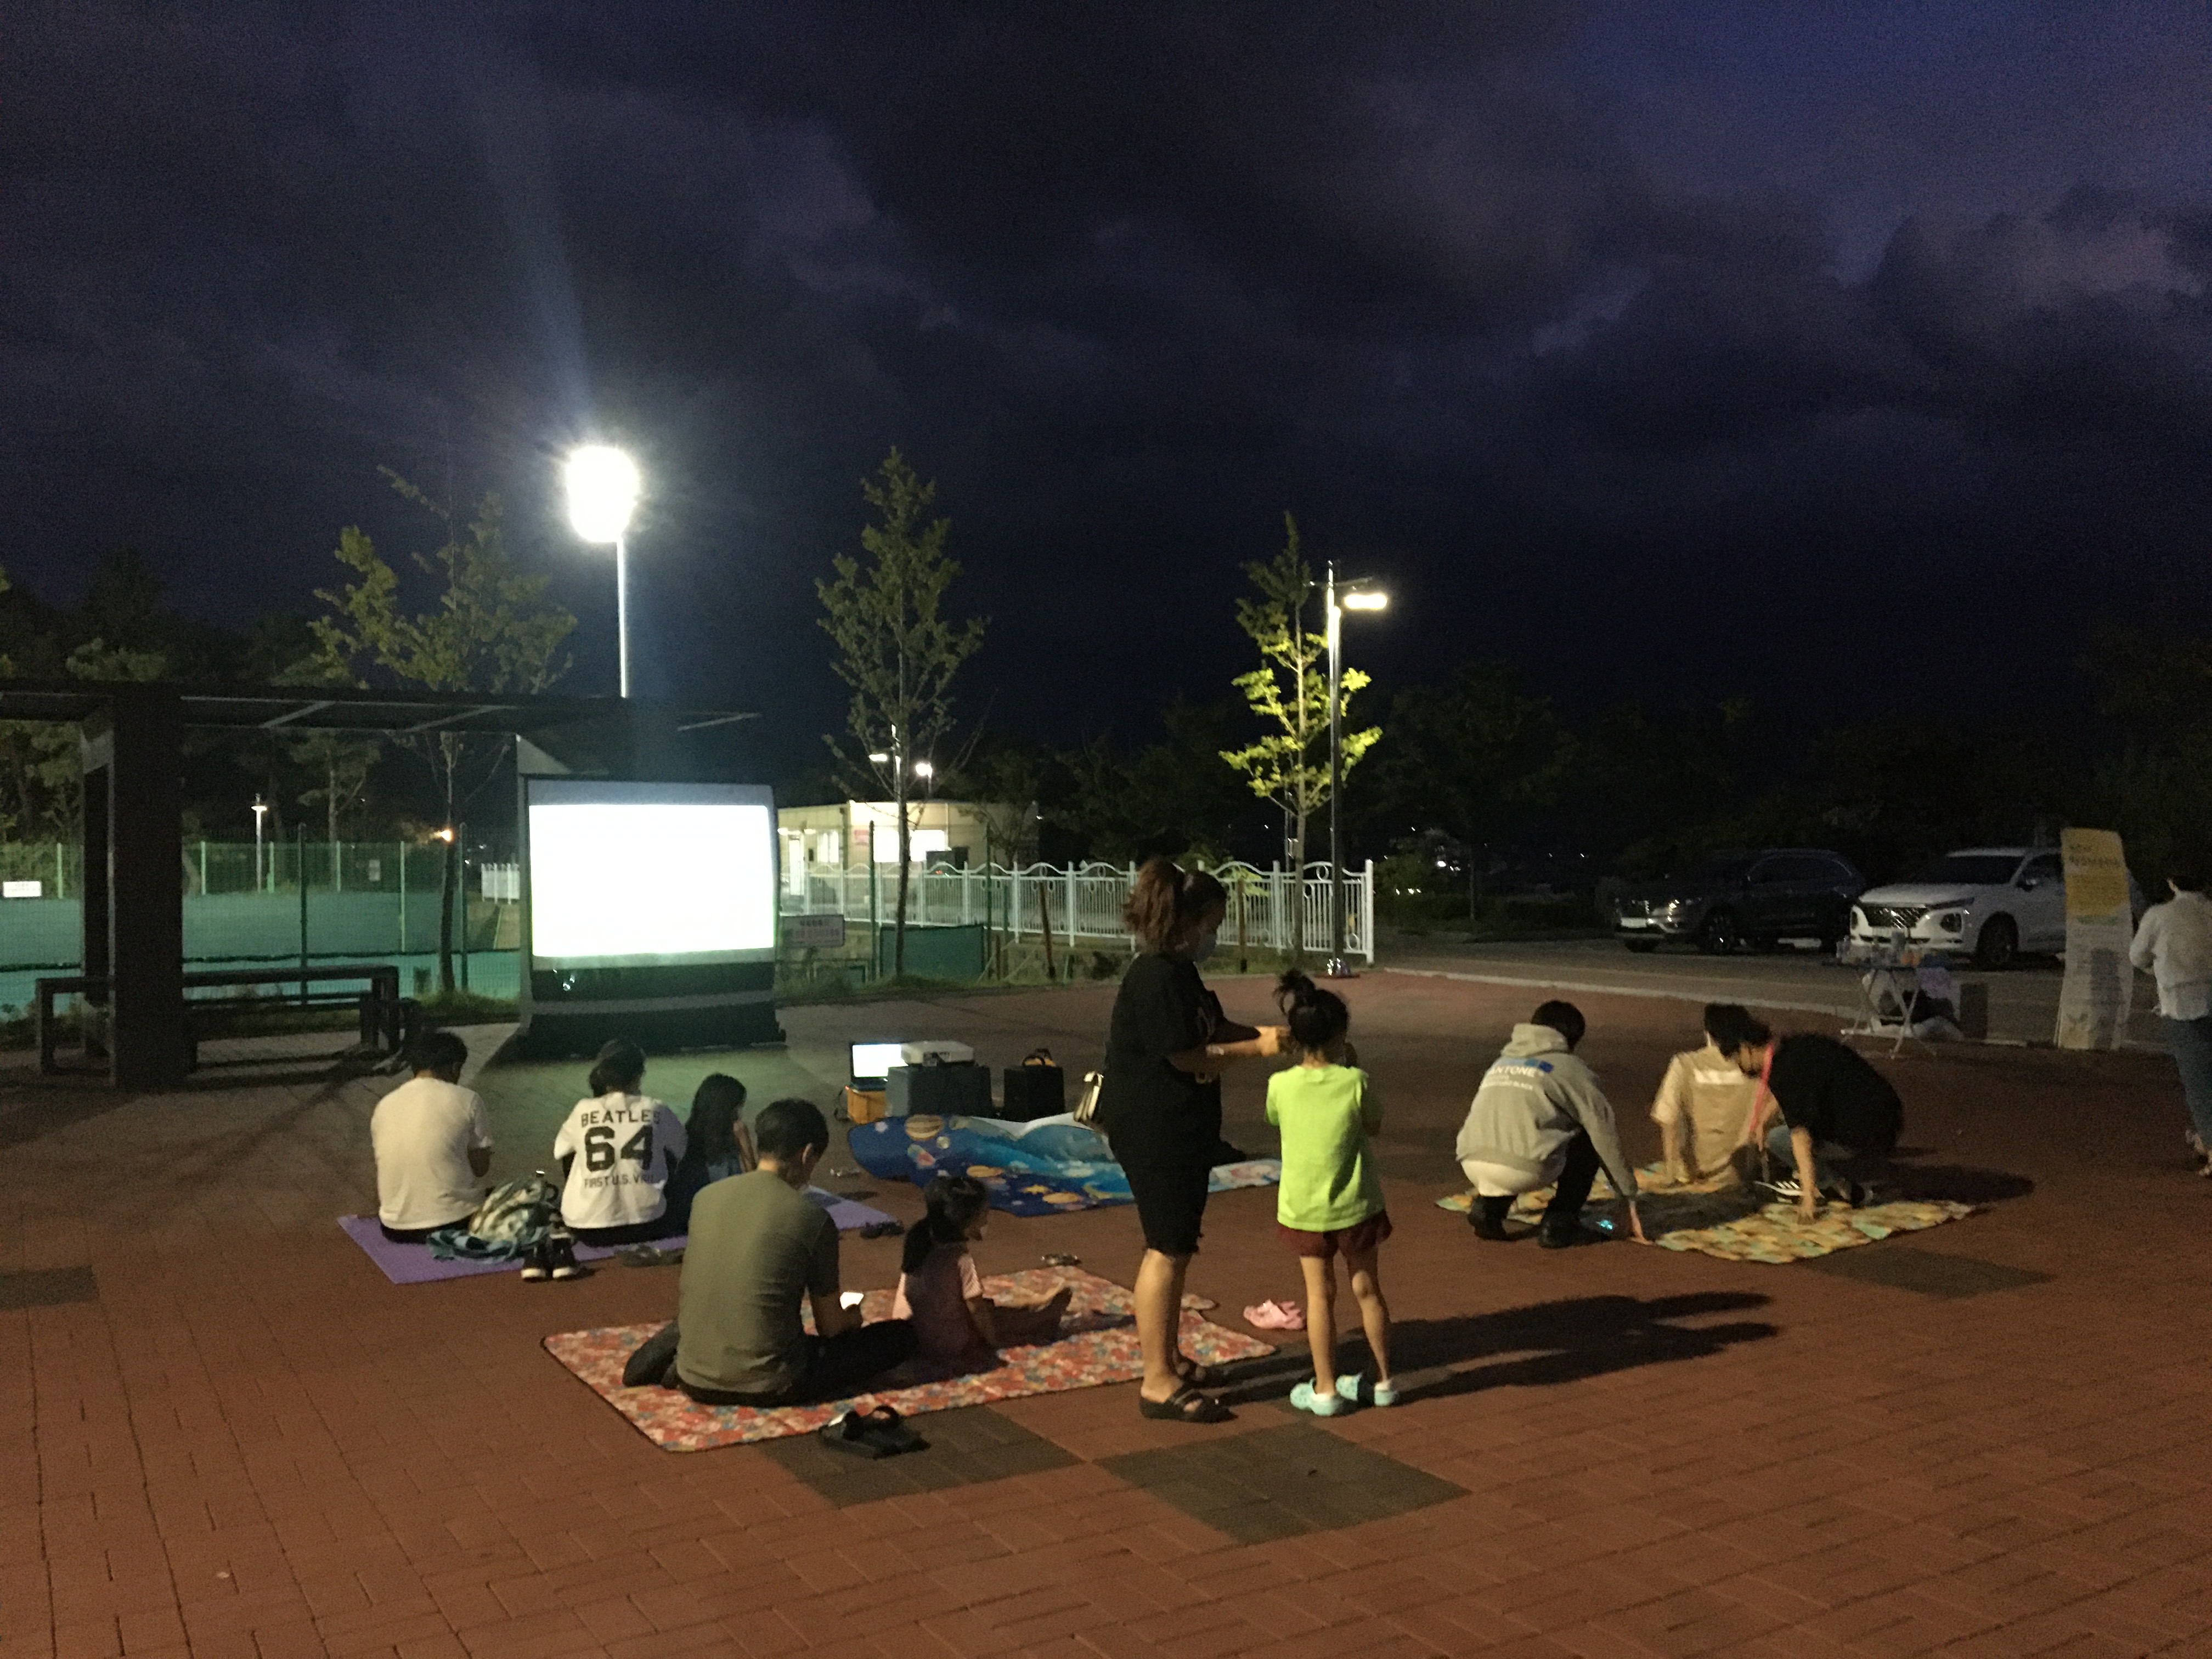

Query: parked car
left=1612, top=849, right=1866, bottom=954
left=1848, top=847, right=2066, bottom=968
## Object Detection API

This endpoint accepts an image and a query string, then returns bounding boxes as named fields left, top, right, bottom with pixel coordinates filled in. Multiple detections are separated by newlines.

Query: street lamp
left=1324, top=563, right=1388, bottom=977
left=564, top=445, right=641, bottom=697
left=252, top=795, right=268, bottom=893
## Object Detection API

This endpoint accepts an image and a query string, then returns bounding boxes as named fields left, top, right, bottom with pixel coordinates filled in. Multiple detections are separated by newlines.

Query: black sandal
left=1173, top=1355, right=1227, bottom=1388
left=1138, top=1385, right=1233, bottom=1424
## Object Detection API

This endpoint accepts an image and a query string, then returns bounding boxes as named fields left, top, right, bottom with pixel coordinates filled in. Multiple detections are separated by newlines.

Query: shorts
left=1124, top=1160, right=1210, bottom=1256
left=1277, top=1211, right=1393, bottom=1259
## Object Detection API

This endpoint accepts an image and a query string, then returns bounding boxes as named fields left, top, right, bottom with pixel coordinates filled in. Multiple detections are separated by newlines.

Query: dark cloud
left=2, top=1, right=2207, bottom=772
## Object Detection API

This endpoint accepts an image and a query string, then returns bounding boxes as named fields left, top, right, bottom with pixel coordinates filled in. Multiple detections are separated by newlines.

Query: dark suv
left=1612, top=849, right=1866, bottom=955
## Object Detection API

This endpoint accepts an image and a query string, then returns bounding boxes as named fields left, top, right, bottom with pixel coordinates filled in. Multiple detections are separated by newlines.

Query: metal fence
left=0, top=842, right=515, bottom=974
left=783, top=859, right=1376, bottom=961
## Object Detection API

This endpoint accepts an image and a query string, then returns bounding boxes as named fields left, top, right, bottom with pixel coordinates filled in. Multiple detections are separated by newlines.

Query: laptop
left=848, top=1041, right=904, bottom=1090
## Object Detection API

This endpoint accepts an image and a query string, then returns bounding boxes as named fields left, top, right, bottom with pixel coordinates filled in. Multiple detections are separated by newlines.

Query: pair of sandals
left=1137, top=1354, right=1234, bottom=1424
left=820, top=1404, right=926, bottom=1459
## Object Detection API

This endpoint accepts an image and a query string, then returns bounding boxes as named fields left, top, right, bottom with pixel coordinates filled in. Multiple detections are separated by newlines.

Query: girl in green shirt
left=1266, top=970, right=1395, bottom=1415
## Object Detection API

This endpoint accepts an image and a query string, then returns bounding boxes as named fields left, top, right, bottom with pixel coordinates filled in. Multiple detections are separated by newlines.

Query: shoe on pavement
left=547, top=1235, right=587, bottom=1280
left=1334, top=1372, right=1398, bottom=1408
left=1466, top=1209, right=1511, bottom=1241
left=1537, top=1221, right=1609, bottom=1250
left=1289, top=1380, right=1344, bottom=1417
left=519, top=1244, right=551, bottom=1282
left=1756, top=1175, right=1804, bottom=1201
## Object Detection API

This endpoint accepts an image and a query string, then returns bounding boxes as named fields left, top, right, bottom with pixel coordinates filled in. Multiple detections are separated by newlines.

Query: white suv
left=1848, top=847, right=2066, bottom=968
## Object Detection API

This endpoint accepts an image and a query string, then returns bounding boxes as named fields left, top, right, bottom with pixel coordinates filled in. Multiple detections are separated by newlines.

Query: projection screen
left=526, top=780, right=777, bottom=969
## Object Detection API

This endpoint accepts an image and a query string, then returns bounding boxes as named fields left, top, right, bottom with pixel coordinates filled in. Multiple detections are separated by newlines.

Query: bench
left=37, top=964, right=414, bottom=1074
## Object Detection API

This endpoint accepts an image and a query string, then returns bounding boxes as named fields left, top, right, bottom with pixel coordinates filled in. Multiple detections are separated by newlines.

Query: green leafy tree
left=817, top=449, right=988, bottom=975
left=1220, top=514, right=1379, bottom=883
left=312, top=471, right=576, bottom=989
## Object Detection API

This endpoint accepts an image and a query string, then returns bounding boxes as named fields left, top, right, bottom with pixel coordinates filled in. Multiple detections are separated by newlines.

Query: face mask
left=1188, top=930, right=1218, bottom=964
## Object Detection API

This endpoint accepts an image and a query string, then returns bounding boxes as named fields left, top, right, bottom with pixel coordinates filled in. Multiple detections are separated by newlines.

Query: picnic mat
left=542, top=1266, right=1274, bottom=1451
left=849, top=1113, right=1280, bottom=1216
left=1435, top=1165, right=1977, bottom=1265
left=340, top=1187, right=894, bottom=1285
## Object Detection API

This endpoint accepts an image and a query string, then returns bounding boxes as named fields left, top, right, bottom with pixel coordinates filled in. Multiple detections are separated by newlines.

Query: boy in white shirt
left=370, top=1031, right=493, bottom=1241
left=552, top=1038, right=687, bottom=1244
left=1650, top=1006, right=1763, bottom=1184
left=2130, top=856, right=2212, bottom=1174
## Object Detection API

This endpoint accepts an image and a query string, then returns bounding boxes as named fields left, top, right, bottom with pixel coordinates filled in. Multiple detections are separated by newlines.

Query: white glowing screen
left=528, top=787, right=775, bottom=964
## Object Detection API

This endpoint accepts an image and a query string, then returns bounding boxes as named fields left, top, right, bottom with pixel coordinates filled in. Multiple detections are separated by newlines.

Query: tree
left=312, top=472, right=576, bottom=990
left=817, top=449, right=987, bottom=976
left=1220, top=514, right=1380, bottom=885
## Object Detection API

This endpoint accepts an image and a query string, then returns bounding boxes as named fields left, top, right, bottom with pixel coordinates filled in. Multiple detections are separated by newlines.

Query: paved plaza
left=5, top=973, right=2210, bottom=1659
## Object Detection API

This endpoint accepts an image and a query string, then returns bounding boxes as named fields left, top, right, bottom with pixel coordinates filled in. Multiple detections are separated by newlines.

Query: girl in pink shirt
left=893, top=1177, right=1071, bottom=1360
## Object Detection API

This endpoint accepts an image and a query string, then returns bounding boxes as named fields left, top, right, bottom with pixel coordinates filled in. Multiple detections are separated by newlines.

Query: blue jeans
left=2165, top=1016, right=2212, bottom=1144
left=1765, top=1122, right=1847, bottom=1193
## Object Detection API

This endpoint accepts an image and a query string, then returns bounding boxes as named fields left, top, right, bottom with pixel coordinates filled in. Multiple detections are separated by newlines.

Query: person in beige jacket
left=1650, top=1005, right=1763, bottom=1184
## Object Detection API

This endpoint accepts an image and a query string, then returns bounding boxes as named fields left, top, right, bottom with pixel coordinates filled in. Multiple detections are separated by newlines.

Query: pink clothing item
left=891, top=1245, right=988, bottom=1358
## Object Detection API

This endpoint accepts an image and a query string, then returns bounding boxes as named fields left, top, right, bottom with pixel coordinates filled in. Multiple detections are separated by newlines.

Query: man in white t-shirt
left=370, top=1031, right=493, bottom=1241
left=2131, top=856, right=2212, bottom=1175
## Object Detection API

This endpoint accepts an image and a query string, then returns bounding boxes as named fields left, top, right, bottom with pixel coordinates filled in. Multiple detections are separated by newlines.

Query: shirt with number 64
left=553, top=1092, right=687, bottom=1229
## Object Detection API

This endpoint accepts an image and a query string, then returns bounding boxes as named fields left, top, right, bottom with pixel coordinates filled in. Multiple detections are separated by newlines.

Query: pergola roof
left=0, top=680, right=755, bottom=734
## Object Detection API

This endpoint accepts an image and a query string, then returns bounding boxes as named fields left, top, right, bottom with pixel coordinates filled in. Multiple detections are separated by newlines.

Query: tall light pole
left=252, top=795, right=268, bottom=893
left=564, top=445, right=642, bottom=697
left=1325, top=562, right=1388, bottom=977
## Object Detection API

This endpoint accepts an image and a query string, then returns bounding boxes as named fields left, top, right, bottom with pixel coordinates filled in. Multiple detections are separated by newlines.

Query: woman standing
left=1098, top=858, right=1284, bottom=1423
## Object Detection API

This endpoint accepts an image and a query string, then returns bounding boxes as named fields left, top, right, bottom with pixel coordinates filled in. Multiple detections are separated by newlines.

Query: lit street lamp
left=1325, top=563, right=1388, bottom=976
left=252, top=795, right=268, bottom=892
left=564, top=445, right=642, bottom=697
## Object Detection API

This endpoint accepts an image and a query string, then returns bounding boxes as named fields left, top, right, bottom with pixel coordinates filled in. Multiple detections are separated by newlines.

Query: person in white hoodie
left=1455, top=1002, right=1645, bottom=1248
left=2130, top=855, right=2212, bottom=1175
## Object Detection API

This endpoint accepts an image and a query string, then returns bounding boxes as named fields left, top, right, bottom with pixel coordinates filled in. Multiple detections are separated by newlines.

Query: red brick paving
left=5, top=975, right=2212, bottom=1659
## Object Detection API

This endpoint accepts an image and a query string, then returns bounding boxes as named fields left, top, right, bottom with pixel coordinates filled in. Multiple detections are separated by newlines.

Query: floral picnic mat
left=1435, top=1165, right=1977, bottom=1265
left=542, top=1266, right=1274, bottom=1452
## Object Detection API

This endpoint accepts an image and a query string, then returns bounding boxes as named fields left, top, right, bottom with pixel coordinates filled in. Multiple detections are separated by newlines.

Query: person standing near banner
left=2130, top=855, right=2212, bottom=1174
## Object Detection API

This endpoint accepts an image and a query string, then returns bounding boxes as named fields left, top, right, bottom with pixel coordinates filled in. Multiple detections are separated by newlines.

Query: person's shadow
left=1218, top=1291, right=1776, bottom=1406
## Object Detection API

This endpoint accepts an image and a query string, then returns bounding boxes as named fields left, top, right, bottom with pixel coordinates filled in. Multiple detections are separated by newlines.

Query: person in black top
left=1707, top=1005, right=1901, bottom=1218
left=1098, top=857, right=1285, bottom=1424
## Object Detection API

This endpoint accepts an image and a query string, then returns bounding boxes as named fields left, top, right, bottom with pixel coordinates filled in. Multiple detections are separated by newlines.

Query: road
left=1376, top=933, right=2165, bottom=1049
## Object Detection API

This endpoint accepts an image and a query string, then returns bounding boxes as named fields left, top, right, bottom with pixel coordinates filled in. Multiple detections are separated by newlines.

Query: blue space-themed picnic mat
left=848, top=1113, right=1280, bottom=1217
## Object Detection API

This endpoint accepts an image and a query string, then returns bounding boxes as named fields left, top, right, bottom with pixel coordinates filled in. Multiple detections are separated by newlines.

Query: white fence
left=782, top=860, right=1375, bottom=962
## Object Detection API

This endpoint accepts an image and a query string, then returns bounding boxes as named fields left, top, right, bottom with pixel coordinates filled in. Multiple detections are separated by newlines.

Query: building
left=775, top=800, right=1023, bottom=894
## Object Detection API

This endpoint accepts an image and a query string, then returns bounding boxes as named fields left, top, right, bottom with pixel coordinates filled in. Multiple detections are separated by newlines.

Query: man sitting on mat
left=623, top=1098, right=917, bottom=1404
left=370, top=1030, right=492, bottom=1243
left=1650, top=1005, right=1764, bottom=1185
left=1708, top=1005, right=1901, bottom=1217
left=1455, top=1001, right=1645, bottom=1248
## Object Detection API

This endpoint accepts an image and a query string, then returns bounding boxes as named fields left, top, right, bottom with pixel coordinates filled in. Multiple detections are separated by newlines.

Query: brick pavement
left=4, top=975, right=2211, bottom=1659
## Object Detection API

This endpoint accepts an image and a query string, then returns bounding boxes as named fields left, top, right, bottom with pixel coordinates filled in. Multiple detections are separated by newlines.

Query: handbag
left=1001, top=1048, right=1066, bottom=1121
left=1074, top=1070, right=1104, bottom=1126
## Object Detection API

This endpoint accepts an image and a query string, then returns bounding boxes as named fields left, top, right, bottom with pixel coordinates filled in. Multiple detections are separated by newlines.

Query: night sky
left=7, top=2, right=2209, bottom=775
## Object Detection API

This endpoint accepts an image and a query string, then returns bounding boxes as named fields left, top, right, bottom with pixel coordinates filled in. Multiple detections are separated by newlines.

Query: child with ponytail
left=892, top=1176, right=1073, bottom=1361
left=1266, top=970, right=1395, bottom=1414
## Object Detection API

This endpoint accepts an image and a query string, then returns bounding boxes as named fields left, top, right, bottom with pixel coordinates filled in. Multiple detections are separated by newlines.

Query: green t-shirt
left=1265, top=1063, right=1384, bottom=1231
left=675, top=1170, right=839, bottom=1397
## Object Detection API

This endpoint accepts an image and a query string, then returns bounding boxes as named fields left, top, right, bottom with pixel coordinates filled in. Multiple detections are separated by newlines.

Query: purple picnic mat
left=340, top=1188, right=895, bottom=1285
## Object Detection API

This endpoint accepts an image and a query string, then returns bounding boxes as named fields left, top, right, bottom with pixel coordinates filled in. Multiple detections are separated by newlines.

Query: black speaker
left=890, top=1062, right=992, bottom=1118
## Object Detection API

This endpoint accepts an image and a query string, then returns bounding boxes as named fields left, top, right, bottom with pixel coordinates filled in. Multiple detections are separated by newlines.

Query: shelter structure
left=0, top=681, right=752, bottom=1087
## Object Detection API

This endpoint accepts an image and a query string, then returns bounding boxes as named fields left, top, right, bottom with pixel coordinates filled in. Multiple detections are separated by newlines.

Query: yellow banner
left=2056, top=827, right=2131, bottom=1049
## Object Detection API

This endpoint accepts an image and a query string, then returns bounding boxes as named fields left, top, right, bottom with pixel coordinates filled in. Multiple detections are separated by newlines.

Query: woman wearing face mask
left=1098, top=856, right=1286, bottom=1423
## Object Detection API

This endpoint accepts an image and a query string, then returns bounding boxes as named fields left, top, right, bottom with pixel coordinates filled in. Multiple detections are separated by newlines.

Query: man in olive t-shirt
left=625, top=1098, right=915, bottom=1405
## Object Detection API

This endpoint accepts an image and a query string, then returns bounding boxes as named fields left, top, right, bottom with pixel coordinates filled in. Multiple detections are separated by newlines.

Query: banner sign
left=2055, top=827, right=2132, bottom=1050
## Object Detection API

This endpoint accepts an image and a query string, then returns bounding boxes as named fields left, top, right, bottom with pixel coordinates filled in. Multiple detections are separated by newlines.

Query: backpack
left=426, top=1173, right=559, bottom=1261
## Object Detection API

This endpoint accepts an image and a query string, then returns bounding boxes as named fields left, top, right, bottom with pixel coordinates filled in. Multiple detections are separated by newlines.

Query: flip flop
left=1137, top=1384, right=1233, bottom=1424
left=855, top=1404, right=925, bottom=1455
left=1243, top=1299, right=1306, bottom=1332
left=1041, top=1252, right=1081, bottom=1267
left=857, top=1221, right=904, bottom=1239
left=820, top=1410, right=893, bottom=1459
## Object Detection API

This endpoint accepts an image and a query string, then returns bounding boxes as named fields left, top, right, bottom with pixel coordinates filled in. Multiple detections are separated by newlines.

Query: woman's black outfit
left=1098, top=952, right=1222, bottom=1256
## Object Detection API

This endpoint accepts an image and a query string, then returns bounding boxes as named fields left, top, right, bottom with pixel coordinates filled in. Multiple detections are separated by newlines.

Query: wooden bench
left=37, top=964, right=413, bottom=1074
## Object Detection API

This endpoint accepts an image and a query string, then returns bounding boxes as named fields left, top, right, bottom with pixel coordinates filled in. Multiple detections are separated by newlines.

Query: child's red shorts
left=1276, top=1211, right=1393, bottom=1259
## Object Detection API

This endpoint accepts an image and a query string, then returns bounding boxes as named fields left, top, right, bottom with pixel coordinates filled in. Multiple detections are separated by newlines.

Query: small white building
left=776, top=800, right=1023, bottom=894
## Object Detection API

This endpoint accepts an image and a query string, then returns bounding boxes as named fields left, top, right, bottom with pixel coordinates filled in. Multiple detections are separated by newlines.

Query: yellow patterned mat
left=1435, top=1166, right=1976, bottom=1265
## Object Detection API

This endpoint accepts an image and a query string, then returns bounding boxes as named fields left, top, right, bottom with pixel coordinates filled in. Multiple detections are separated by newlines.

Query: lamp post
left=1324, top=562, right=1388, bottom=977
left=564, top=445, right=642, bottom=697
left=252, top=795, right=268, bottom=893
